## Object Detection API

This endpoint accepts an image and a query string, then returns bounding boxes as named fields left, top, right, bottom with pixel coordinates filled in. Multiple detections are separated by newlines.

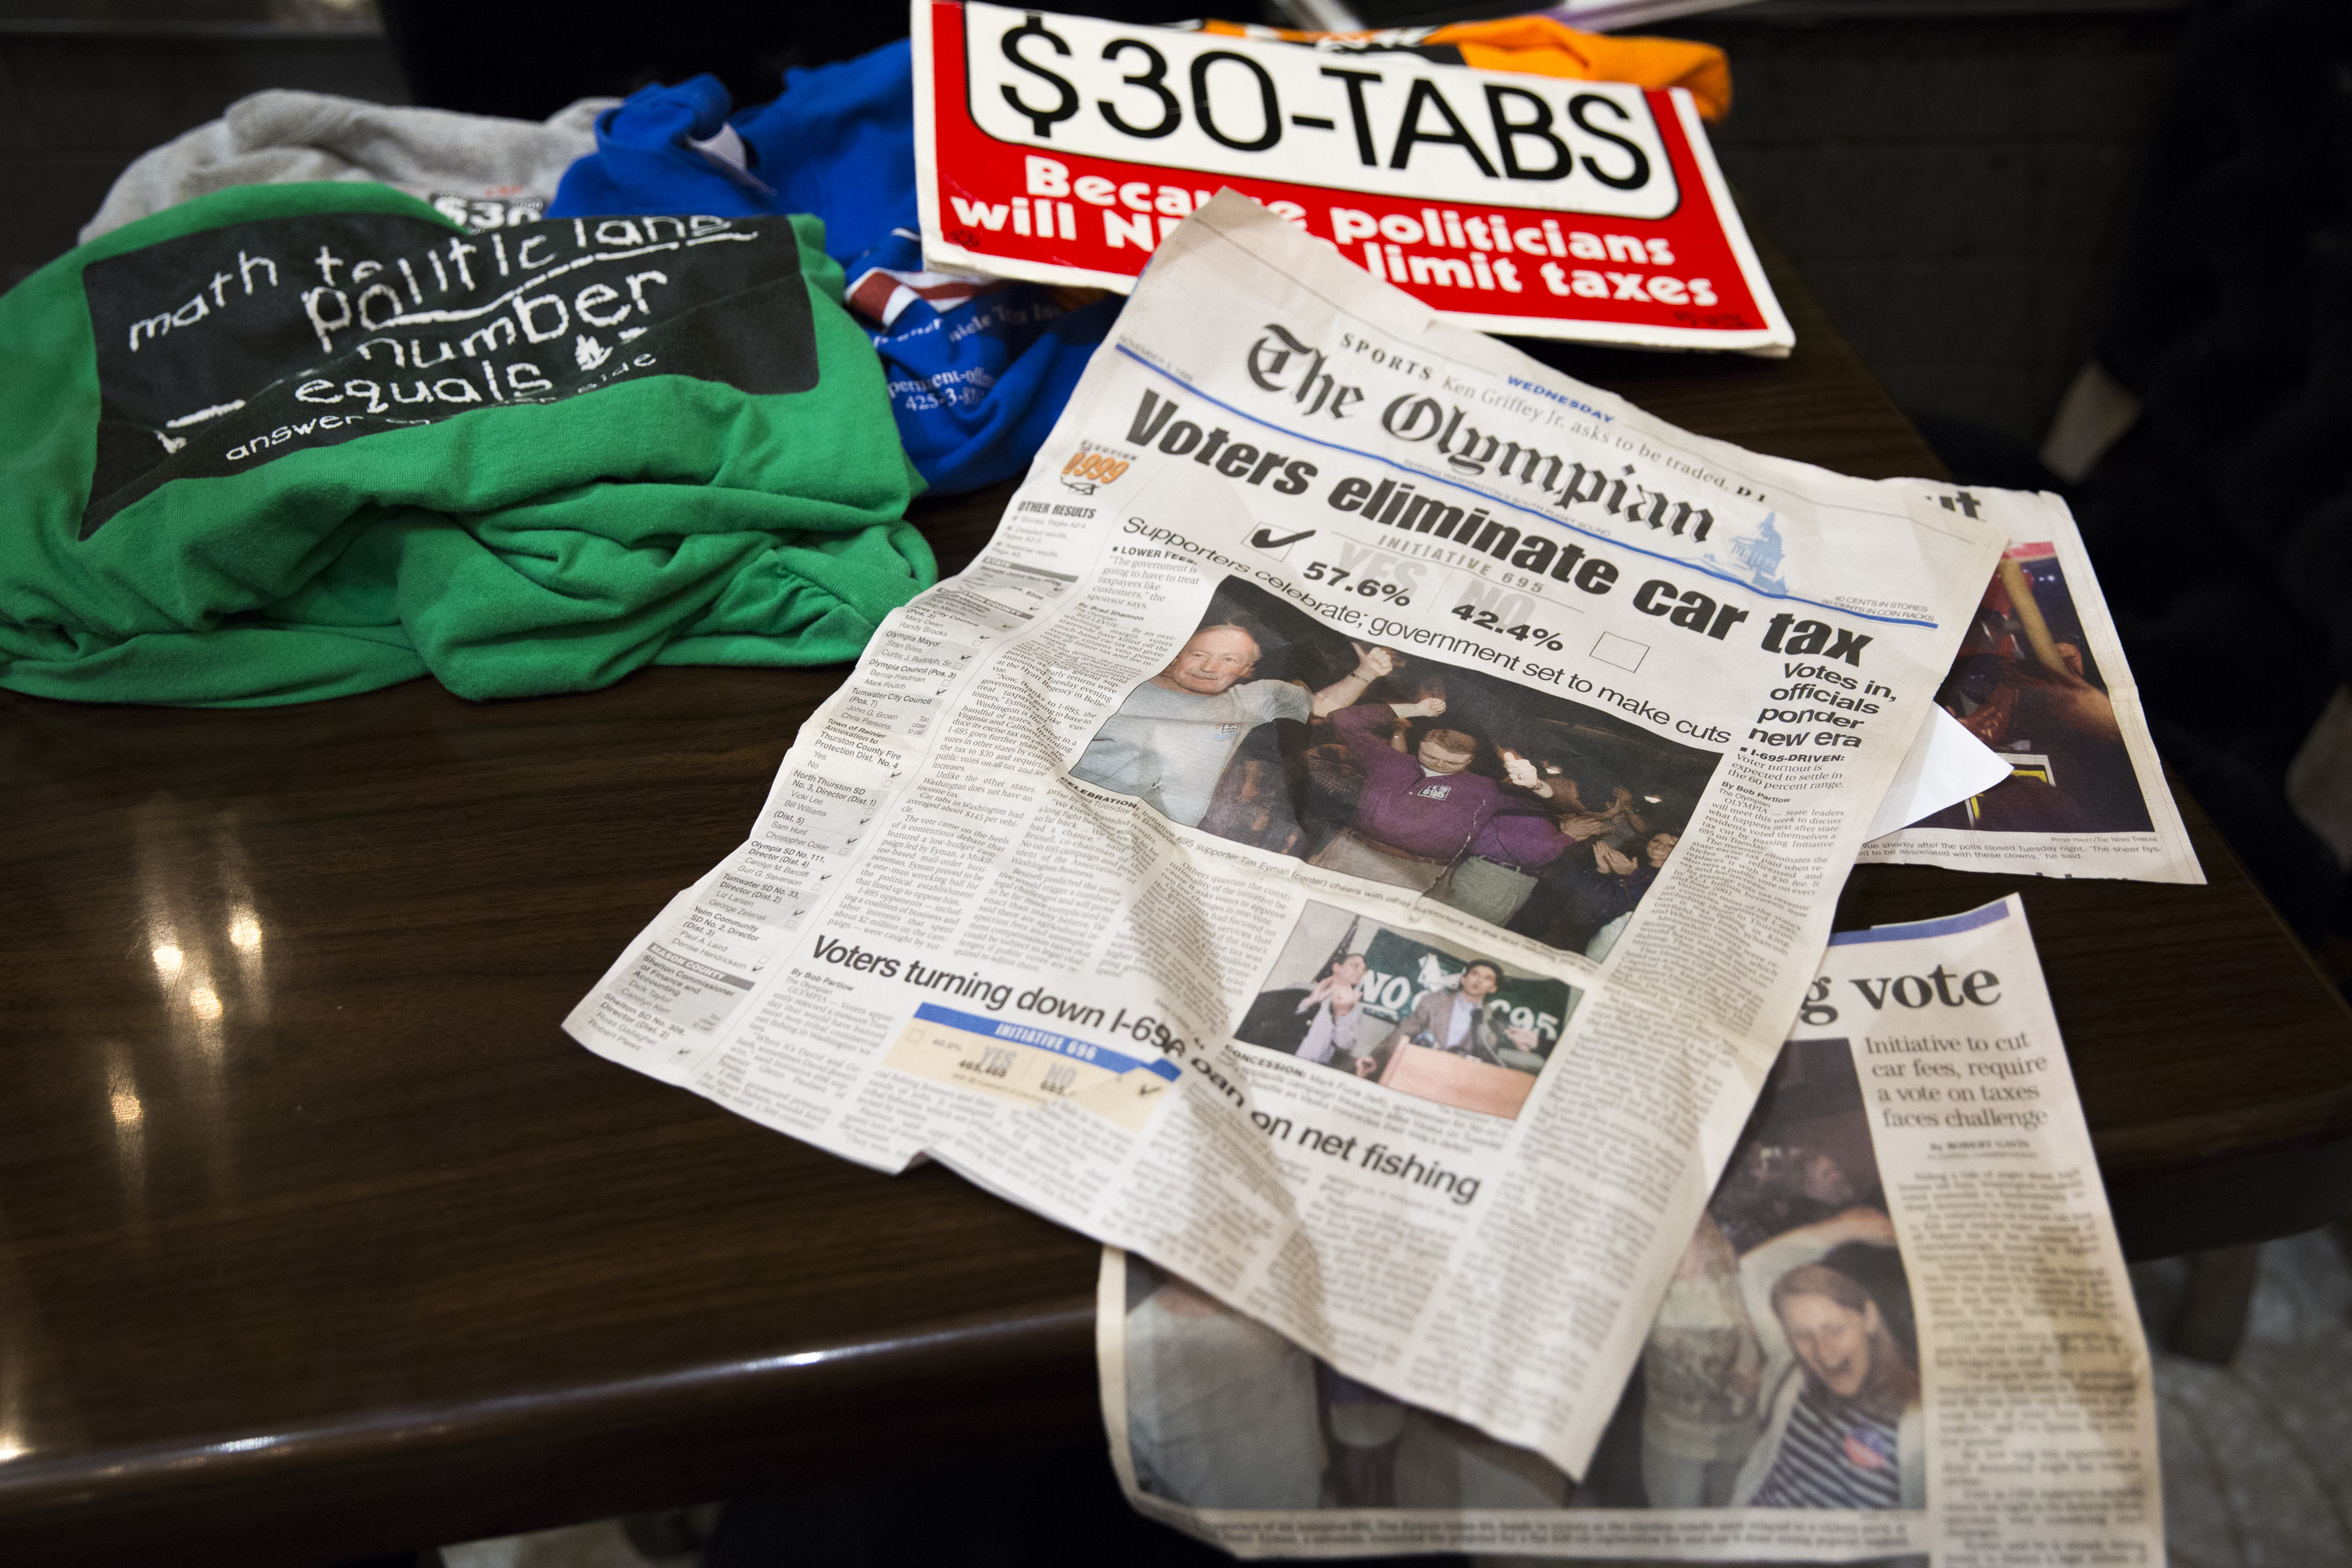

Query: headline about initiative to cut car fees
left=914, top=1, right=1793, bottom=351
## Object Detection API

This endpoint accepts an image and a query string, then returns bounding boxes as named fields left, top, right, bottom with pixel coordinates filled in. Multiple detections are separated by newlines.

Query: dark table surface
left=6, top=246, right=2351, bottom=1568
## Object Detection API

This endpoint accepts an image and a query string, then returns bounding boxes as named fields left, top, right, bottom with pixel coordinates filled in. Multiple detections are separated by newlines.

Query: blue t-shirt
left=549, top=42, right=1115, bottom=493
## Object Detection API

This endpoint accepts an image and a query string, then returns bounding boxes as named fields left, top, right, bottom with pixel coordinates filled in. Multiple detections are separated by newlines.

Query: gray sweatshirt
left=81, top=90, right=617, bottom=242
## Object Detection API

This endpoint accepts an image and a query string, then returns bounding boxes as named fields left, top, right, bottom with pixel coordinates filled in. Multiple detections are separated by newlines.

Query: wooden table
left=5, top=251, right=2349, bottom=1568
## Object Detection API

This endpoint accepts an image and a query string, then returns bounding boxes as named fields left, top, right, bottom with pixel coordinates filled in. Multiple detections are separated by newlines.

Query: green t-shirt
left=0, top=182, right=934, bottom=706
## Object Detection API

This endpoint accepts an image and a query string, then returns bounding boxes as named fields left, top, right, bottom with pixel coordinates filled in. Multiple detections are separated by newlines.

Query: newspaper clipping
left=1858, top=483, right=2199, bottom=883
left=564, top=193, right=2004, bottom=1475
left=1102, top=896, right=2163, bottom=1565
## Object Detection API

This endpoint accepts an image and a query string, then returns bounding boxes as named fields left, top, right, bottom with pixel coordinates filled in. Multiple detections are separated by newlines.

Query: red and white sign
left=912, top=1, right=1792, bottom=353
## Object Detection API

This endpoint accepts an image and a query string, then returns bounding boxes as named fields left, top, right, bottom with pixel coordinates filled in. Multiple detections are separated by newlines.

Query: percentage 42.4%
left=1301, top=561, right=1411, bottom=606
left=1452, top=604, right=1565, bottom=649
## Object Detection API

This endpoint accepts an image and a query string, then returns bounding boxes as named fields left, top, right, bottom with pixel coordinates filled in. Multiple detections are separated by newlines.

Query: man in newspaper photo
left=1355, top=958, right=1537, bottom=1079
left=1637, top=1214, right=1762, bottom=1509
left=1068, top=617, right=1405, bottom=828
left=1428, top=792, right=1615, bottom=927
left=1309, top=701, right=1562, bottom=890
left=1292, top=951, right=1369, bottom=1070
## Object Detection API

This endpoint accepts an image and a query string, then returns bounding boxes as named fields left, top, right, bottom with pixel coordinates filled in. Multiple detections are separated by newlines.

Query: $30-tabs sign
left=912, top=1, right=1793, bottom=354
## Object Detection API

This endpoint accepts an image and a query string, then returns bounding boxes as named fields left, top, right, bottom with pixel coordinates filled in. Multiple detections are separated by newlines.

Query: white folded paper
left=1865, top=703, right=2013, bottom=842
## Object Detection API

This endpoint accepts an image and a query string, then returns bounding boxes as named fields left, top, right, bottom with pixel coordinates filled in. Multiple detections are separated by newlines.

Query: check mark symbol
left=1251, top=527, right=1316, bottom=549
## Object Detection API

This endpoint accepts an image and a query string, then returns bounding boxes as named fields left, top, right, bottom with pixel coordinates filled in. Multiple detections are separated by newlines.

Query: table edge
left=0, top=1296, right=1096, bottom=1523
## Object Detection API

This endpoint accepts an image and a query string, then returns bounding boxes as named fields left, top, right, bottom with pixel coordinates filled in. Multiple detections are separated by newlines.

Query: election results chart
left=913, top=1, right=1792, bottom=353
left=886, top=1002, right=1183, bottom=1132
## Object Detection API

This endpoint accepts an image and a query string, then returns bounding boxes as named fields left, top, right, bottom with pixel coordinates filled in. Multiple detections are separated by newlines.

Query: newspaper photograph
left=564, top=191, right=2004, bottom=1475
left=1857, top=485, right=2200, bottom=883
left=1234, top=904, right=1581, bottom=1120
left=1101, top=896, right=2163, bottom=1565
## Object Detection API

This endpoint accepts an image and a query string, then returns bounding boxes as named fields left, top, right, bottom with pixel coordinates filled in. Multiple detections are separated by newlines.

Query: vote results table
left=3, top=244, right=2348, bottom=1568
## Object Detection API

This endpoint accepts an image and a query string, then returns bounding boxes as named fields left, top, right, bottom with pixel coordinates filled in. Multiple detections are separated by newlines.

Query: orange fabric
left=1195, top=14, right=1731, bottom=122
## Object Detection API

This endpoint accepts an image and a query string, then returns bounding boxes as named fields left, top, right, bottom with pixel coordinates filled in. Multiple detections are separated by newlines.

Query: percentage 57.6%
left=1452, top=604, right=1565, bottom=649
left=1301, top=561, right=1411, bottom=606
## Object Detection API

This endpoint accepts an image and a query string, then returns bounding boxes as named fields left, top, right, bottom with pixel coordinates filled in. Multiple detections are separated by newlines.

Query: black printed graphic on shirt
left=428, top=193, right=547, bottom=231
left=79, top=213, right=820, bottom=538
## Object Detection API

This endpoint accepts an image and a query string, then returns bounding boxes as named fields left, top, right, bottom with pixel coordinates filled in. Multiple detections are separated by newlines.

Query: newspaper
left=1101, top=896, right=2163, bottom=1565
left=563, top=192, right=2004, bottom=1476
left=1856, top=485, right=2200, bottom=884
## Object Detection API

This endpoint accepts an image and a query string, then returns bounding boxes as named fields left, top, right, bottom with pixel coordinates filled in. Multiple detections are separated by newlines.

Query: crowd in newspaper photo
left=1071, top=576, right=1718, bottom=960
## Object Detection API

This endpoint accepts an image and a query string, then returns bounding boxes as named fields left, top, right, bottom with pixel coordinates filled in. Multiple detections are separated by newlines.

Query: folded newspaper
left=565, top=193, right=2005, bottom=1475
left=1857, top=485, right=2199, bottom=883
left=1102, top=896, right=2163, bottom=1564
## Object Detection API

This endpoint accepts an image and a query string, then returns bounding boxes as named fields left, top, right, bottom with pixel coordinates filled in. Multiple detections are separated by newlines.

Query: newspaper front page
left=1100, top=896, right=2163, bottom=1566
left=564, top=193, right=2004, bottom=1474
left=1855, top=485, right=2200, bottom=884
